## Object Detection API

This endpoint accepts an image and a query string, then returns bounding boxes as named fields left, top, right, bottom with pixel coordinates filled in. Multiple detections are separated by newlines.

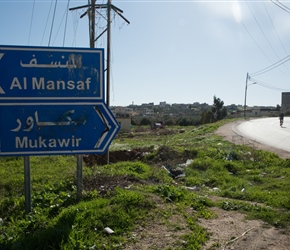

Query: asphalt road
left=234, top=117, right=290, bottom=153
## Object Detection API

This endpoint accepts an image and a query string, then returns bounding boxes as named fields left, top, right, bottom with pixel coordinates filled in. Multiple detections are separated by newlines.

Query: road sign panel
left=0, top=45, right=104, bottom=102
left=0, top=102, right=120, bottom=156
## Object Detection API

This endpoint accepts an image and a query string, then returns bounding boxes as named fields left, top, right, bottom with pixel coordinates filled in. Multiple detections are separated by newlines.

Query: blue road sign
left=0, top=45, right=104, bottom=102
left=0, top=102, right=120, bottom=156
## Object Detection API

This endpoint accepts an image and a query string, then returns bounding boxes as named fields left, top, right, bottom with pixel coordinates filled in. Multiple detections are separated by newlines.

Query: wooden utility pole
left=106, top=0, right=111, bottom=106
left=89, top=0, right=96, bottom=48
left=70, top=1, right=129, bottom=103
left=106, top=0, right=112, bottom=163
left=69, top=0, right=129, bottom=164
left=244, top=73, right=249, bottom=119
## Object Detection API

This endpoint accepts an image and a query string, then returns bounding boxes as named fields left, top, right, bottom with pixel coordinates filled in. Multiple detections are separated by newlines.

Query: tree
left=201, top=110, right=215, bottom=124
left=212, top=95, right=227, bottom=121
left=140, top=117, right=152, bottom=126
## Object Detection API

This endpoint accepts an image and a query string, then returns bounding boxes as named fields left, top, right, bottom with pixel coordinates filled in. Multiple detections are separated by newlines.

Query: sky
left=1, top=0, right=290, bottom=107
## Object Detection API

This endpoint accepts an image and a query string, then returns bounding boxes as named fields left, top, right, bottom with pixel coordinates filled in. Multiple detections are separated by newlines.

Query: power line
left=271, top=0, right=290, bottom=14
left=235, top=1, right=274, bottom=65
left=250, top=54, right=290, bottom=76
left=240, top=20, right=273, bottom=64
left=63, top=0, right=71, bottom=46
left=246, top=1, right=281, bottom=62
left=52, top=4, right=70, bottom=45
left=277, top=0, right=290, bottom=11
left=48, top=0, right=58, bottom=46
left=250, top=77, right=290, bottom=91
left=263, top=1, right=288, bottom=56
left=242, top=1, right=290, bottom=77
left=28, top=0, right=36, bottom=45
left=41, top=0, right=53, bottom=45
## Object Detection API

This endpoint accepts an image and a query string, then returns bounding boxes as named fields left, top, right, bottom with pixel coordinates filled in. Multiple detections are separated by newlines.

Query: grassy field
left=0, top=119, right=289, bottom=249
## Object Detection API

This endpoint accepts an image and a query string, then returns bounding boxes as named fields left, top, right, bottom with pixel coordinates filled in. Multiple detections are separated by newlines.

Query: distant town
left=111, top=100, right=281, bottom=132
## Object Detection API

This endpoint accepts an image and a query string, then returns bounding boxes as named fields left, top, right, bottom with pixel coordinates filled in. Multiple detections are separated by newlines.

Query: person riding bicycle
left=279, top=112, right=284, bottom=126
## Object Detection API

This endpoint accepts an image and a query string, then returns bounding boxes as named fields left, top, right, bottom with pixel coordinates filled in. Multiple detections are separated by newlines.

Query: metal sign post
left=24, top=156, right=31, bottom=213
left=76, top=155, right=83, bottom=202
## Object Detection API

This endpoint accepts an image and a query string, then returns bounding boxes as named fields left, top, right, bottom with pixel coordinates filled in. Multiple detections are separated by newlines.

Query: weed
left=1, top=120, right=290, bottom=249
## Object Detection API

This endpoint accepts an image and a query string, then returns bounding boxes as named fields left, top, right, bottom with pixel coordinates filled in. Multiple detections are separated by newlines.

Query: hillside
left=0, top=119, right=289, bottom=249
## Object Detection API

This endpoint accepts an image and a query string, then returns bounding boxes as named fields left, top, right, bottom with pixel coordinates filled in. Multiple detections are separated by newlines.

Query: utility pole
left=70, top=1, right=129, bottom=105
left=243, top=73, right=256, bottom=119
left=89, top=0, right=96, bottom=48
left=69, top=1, right=129, bottom=164
left=106, top=0, right=111, bottom=106
left=244, top=73, right=249, bottom=119
left=106, top=0, right=112, bottom=164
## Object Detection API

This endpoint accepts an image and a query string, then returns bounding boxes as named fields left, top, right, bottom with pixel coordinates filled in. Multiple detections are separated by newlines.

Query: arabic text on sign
left=11, top=110, right=87, bottom=132
left=19, top=54, right=82, bottom=69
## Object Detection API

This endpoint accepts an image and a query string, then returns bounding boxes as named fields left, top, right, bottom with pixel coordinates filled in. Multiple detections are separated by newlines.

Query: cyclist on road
left=279, top=112, right=284, bottom=126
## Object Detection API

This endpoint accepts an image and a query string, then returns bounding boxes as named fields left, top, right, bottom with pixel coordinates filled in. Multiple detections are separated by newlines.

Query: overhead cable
left=271, top=0, right=290, bottom=14
left=28, top=0, right=36, bottom=45
left=240, top=20, right=273, bottom=64
left=250, top=77, right=290, bottom=91
left=246, top=1, right=281, bottom=61
left=48, top=0, right=58, bottom=46
left=263, top=1, right=288, bottom=56
left=250, top=55, right=290, bottom=76
left=52, top=3, right=71, bottom=46
left=41, top=0, right=53, bottom=46
left=63, top=0, right=71, bottom=46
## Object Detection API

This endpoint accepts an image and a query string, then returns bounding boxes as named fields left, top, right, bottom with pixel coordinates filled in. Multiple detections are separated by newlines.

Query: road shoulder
left=215, top=120, right=290, bottom=159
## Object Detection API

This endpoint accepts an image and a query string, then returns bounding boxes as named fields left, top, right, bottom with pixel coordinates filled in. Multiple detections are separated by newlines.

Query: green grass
left=0, top=119, right=289, bottom=249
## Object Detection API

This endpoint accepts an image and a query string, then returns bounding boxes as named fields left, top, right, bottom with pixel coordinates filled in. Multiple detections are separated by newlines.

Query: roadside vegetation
left=0, top=119, right=289, bottom=249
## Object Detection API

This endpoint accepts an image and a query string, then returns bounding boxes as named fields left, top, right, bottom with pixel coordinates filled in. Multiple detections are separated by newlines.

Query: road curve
left=234, top=117, right=290, bottom=153
left=216, top=118, right=290, bottom=159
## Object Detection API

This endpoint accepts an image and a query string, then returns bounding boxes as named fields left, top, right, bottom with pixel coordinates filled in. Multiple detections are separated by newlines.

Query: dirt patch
left=83, top=145, right=197, bottom=167
left=83, top=175, right=148, bottom=196
left=124, top=199, right=192, bottom=250
left=200, top=207, right=290, bottom=250
left=83, top=147, right=153, bottom=166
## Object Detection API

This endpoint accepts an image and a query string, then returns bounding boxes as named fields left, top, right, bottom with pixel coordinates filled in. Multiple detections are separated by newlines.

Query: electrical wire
left=277, top=0, right=290, bottom=11
left=48, top=0, right=58, bottom=46
left=240, top=20, right=273, bottom=64
left=246, top=1, right=281, bottom=63
left=41, top=0, right=53, bottom=46
left=250, top=77, right=290, bottom=91
left=52, top=2, right=73, bottom=46
left=229, top=0, right=271, bottom=64
left=52, top=8, right=67, bottom=45
left=63, top=0, right=71, bottom=46
left=71, top=10, right=81, bottom=46
left=263, top=1, right=288, bottom=56
left=28, top=0, right=36, bottom=45
left=241, top=1, right=290, bottom=78
left=250, top=55, right=290, bottom=76
left=271, top=0, right=290, bottom=14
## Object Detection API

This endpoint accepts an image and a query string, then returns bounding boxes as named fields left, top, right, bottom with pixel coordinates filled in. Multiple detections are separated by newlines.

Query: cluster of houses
left=111, top=97, right=287, bottom=132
